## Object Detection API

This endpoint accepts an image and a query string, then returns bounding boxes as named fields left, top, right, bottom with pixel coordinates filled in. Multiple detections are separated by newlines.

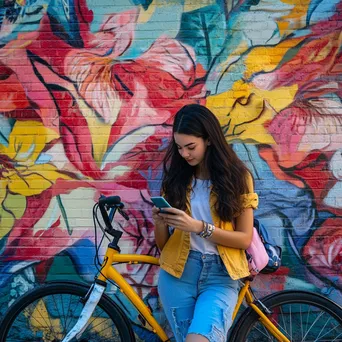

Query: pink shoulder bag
left=246, top=227, right=269, bottom=276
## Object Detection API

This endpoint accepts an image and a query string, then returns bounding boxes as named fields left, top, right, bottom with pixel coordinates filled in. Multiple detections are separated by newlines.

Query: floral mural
left=0, top=0, right=341, bottom=340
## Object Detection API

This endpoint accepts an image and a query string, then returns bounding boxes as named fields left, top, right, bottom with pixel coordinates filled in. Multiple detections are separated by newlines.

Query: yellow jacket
left=159, top=174, right=258, bottom=280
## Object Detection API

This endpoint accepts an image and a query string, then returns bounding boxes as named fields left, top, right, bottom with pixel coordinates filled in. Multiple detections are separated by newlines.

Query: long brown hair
left=162, top=104, right=251, bottom=222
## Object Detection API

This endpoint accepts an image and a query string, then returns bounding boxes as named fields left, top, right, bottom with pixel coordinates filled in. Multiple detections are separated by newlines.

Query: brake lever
left=118, top=208, right=129, bottom=221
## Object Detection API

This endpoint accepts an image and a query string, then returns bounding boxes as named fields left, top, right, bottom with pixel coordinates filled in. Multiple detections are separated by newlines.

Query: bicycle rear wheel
left=0, top=281, right=135, bottom=342
left=230, top=290, right=342, bottom=342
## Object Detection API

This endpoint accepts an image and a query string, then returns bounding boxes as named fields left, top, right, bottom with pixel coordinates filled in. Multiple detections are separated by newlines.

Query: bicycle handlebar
left=97, top=195, right=128, bottom=250
left=98, top=195, right=122, bottom=207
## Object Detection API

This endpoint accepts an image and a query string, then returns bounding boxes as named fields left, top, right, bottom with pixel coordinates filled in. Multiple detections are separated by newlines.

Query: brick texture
left=0, top=0, right=341, bottom=339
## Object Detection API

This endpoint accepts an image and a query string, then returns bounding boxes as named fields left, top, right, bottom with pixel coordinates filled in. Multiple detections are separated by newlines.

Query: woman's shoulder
left=244, top=171, right=254, bottom=193
left=240, top=171, right=258, bottom=209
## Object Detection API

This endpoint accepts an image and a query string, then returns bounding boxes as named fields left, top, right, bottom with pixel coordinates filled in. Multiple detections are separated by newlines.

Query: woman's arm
left=207, top=208, right=254, bottom=250
left=155, top=223, right=170, bottom=251
left=159, top=207, right=254, bottom=250
left=152, top=207, right=171, bottom=251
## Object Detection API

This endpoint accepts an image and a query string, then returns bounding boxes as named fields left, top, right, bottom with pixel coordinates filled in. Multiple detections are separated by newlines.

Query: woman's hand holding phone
left=150, top=196, right=203, bottom=234
left=158, top=207, right=203, bottom=234
left=151, top=196, right=173, bottom=229
left=152, top=206, right=167, bottom=227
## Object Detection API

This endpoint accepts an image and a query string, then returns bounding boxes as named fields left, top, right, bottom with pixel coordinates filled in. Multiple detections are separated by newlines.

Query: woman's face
left=174, top=133, right=209, bottom=167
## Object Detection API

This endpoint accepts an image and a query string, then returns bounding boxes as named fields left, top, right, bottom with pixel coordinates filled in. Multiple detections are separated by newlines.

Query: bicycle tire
left=0, top=281, right=136, bottom=342
left=230, top=290, right=342, bottom=341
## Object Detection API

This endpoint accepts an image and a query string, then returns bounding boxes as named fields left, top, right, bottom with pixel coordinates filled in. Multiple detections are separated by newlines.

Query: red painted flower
left=0, top=42, right=58, bottom=131
left=59, top=31, right=206, bottom=181
left=1, top=5, right=205, bottom=184
left=302, top=218, right=342, bottom=289
left=253, top=14, right=342, bottom=168
left=19, top=7, right=206, bottom=182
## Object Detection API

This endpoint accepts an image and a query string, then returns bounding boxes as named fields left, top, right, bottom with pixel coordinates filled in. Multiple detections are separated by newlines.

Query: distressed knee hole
left=207, top=306, right=232, bottom=342
left=171, top=305, right=194, bottom=341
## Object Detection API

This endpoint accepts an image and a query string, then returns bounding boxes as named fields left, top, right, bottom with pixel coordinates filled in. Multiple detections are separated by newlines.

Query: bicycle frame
left=95, top=246, right=291, bottom=342
left=62, top=197, right=290, bottom=342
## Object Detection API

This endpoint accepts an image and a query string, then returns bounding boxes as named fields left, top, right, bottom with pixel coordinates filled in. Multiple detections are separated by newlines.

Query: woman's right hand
left=152, top=206, right=167, bottom=228
left=152, top=206, right=170, bottom=250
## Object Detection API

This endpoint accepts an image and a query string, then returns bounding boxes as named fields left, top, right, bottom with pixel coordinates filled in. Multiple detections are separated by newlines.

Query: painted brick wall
left=0, top=0, right=341, bottom=340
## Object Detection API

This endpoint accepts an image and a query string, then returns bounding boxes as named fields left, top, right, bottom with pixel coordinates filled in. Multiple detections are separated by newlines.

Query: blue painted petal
left=0, top=260, right=39, bottom=287
left=35, top=153, right=52, bottom=164
left=0, top=115, right=13, bottom=148
left=120, top=4, right=184, bottom=59
left=64, top=239, right=98, bottom=282
left=47, top=0, right=83, bottom=48
left=307, top=0, right=340, bottom=25
left=233, top=144, right=316, bottom=239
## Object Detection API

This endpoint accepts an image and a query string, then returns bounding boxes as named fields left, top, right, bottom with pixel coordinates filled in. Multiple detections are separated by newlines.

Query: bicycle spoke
left=64, top=295, right=82, bottom=334
left=85, top=316, right=117, bottom=336
left=289, top=304, right=292, bottom=340
left=51, top=293, right=68, bottom=336
left=300, top=304, right=304, bottom=341
left=315, top=315, right=331, bottom=341
left=304, top=305, right=311, bottom=338
left=251, top=322, right=274, bottom=340
left=59, top=293, right=68, bottom=334
left=302, top=308, right=326, bottom=341
left=25, top=300, right=58, bottom=339
left=332, top=331, right=342, bottom=341
left=318, top=323, right=342, bottom=341
left=279, top=306, right=289, bottom=338
left=271, top=306, right=291, bottom=340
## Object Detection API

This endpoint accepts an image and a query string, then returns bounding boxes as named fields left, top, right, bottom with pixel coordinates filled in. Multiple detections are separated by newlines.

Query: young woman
left=152, top=104, right=258, bottom=342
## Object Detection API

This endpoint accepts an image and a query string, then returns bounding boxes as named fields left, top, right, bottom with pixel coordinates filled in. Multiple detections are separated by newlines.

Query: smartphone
left=151, top=196, right=173, bottom=214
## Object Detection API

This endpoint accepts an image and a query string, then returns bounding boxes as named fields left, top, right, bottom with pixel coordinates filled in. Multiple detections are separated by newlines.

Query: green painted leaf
left=176, top=4, right=226, bottom=70
left=56, top=195, right=72, bottom=235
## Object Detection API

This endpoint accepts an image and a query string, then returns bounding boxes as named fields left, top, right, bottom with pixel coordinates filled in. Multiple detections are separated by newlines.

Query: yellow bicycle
left=0, top=195, right=341, bottom=341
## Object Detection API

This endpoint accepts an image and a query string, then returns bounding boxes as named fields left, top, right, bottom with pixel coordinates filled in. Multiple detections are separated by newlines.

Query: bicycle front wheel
left=231, top=290, right=342, bottom=342
left=0, top=281, right=135, bottom=342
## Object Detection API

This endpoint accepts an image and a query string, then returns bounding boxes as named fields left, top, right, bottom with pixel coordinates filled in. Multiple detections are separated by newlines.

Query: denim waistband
left=188, top=250, right=222, bottom=264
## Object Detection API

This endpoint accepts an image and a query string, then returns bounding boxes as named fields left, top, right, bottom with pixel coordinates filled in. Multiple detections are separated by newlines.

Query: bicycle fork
left=62, top=281, right=106, bottom=342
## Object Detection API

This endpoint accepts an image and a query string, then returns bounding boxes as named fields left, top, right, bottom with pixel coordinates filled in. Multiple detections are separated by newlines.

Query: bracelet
left=197, top=220, right=215, bottom=239
left=197, top=220, right=206, bottom=237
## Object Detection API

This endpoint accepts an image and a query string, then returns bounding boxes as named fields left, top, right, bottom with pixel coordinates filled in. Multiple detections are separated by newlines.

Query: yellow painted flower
left=206, top=38, right=302, bottom=145
left=207, top=81, right=297, bottom=145
left=0, top=121, right=72, bottom=238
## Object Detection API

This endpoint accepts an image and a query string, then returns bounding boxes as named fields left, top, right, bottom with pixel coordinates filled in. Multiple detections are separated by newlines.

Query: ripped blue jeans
left=158, top=251, right=239, bottom=342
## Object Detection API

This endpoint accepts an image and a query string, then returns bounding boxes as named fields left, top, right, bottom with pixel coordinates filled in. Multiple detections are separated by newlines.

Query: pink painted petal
left=65, top=8, right=139, bottom=83
left=267, top=106, right=307, bottom=166
left=137, top=37, right=197, bottom=88
left=253, top=30, right=341, bottom=92
left=268, top=100, right=342, bottom=167
left=97, top=8, right=139, bottom=56
left=72, top=59, right=121, bottom=124
left=64, top=8, right=139, bottom=124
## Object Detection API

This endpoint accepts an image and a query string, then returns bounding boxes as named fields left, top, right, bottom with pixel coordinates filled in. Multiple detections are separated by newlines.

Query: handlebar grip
left=98, top=195, right=122, bottom=231
left=98, top=195, right=121, bottom=207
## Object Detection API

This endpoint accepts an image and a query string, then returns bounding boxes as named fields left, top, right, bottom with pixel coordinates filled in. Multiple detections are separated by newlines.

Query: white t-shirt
left=189, top=179, right=218, bottom=255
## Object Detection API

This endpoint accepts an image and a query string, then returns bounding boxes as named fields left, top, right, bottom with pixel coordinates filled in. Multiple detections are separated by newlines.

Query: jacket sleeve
left=240, top=172, right=258, bottom=209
